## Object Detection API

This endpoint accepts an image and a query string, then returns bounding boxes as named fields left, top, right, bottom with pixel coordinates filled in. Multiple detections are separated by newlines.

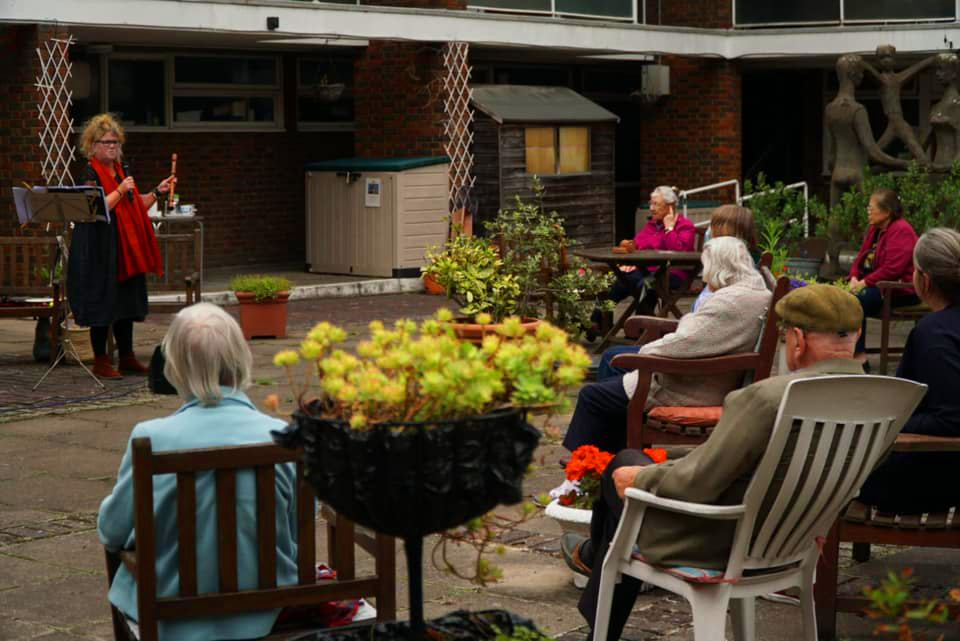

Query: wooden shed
left=470, top=85, right=618, bottom=246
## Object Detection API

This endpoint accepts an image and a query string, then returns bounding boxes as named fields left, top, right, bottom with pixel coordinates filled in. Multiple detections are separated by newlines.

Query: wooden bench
left=814, top=433, right=960, bottom=640
left=0, top=236, right=63, bottom=363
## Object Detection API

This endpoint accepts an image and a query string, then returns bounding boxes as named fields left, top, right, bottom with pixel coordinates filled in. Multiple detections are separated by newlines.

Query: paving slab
left=0, top=476, right=110, bottom=514
left=0, top=616, right=57, bottom=641
left=5, top=444, right=119, bottom=482
left=0, top=574, right=108, bottom=630
left=4, top=531, right=104, bottom=577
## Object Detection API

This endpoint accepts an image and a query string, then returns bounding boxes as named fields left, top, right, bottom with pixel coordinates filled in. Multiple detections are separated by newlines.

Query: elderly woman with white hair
left=97, top=303, right=300, bottom=641
left=588, top=186, right=696, bottom=337
left=565, top=236, right=771, bottom=454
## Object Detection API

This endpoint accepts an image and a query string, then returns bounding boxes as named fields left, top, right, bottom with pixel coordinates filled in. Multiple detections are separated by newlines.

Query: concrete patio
left=0, top=293, right=955, bottom=641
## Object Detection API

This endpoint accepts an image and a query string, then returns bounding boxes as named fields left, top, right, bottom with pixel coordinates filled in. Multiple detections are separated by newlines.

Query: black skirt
left=67, top=164, right=149, bottom=327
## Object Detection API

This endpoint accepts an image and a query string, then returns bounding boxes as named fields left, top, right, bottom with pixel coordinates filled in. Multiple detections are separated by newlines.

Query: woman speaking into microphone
left=69, top=113, right=176, bottom=379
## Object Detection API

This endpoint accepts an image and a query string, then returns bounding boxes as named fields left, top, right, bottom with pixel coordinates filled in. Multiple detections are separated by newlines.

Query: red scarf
left=90, top=158, right=163, bottom=281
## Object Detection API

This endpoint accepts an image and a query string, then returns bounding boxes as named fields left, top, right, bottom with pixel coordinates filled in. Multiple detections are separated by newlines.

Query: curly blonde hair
left=78, top=113, right=125, bottom=159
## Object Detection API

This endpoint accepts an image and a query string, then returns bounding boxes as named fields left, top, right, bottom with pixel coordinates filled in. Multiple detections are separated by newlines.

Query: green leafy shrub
left=744, top=173, right=819, bottom=245
left=229, top=274, right=291, bottom=302
left=864, top=568, right=959, bottom=640
left=817, top=160, right=960, bottom=245
left=423, top=179, right=613, bottom=333
left=484, top=178, right=614, bottom=334
left=421, top=233, right=521, bottom=320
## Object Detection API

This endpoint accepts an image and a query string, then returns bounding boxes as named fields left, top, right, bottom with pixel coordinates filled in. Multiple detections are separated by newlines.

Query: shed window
left=524, top=126, right=590, bottom=175
left=525, top=127, right=556, bottom=175
left=558, top=127, right=589, bottom=173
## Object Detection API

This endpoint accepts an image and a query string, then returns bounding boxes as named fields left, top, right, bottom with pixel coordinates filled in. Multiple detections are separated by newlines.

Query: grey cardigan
left=622, top=271, right=771, bottom=407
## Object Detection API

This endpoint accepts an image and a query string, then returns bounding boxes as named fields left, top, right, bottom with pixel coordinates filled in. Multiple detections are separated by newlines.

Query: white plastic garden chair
left=593, top=375, right=927, bottom=641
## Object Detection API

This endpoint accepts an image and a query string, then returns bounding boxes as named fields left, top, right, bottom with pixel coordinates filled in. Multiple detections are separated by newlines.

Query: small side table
left=150, top=214, right=204, bottom=291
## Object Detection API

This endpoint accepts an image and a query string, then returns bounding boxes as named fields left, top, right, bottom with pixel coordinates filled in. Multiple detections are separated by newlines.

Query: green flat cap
left=775, top=284, right=862, bottom=335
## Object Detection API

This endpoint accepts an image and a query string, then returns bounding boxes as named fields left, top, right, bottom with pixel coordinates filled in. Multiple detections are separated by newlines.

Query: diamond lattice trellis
left=442, top=42, right=475, bottom=214
left=36, top=36, right=76, bottom=187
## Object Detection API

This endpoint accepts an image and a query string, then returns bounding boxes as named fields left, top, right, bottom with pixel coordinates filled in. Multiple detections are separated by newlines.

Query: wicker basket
left=61, top=318, right=93, bottom=365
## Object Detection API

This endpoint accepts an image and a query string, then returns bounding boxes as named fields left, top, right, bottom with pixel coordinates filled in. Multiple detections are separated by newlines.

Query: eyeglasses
left=95, top=139, right=120, bottom=147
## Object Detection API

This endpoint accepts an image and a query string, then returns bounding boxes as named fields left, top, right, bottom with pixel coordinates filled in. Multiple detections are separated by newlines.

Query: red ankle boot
left=119, top=352, right=149, bottom=375
left=93, top=354, right=122, bottom=379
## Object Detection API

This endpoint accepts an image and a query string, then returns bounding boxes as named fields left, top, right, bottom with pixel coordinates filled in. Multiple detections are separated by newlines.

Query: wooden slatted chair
left=813, top=433, right=960, bottom=641
left=0, top=236, right=63, bottom=363
left=612, top=266, right=789, bottom=450
left=593, top=376, right=927, bottom=641
left=864, top=280, right=929, bottom=375
left=103, top=438, right=396, bottom=641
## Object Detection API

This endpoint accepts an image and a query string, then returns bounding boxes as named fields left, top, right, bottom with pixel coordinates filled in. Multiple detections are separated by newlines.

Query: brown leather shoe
left=93, top=354, right=122, bottom=379
left=118, top=352, right=149, bottom=375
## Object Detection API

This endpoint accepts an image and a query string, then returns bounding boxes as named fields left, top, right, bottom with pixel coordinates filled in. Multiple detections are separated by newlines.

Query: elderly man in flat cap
left=562, top=284, right=866, bottom=641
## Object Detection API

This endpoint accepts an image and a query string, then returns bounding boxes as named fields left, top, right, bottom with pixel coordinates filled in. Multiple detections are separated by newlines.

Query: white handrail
left=739, top=181, right=809, bottom=238
left=678, top=179, right=741, bottom=220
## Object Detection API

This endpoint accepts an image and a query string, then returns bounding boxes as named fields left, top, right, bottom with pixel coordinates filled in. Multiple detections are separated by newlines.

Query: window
left=68, top=51, right=283, bottom=131
left=172, top=55, right=281, bottom=127
left=525, top=127, right=556, bottom=175
left=524, top=126, right=590, bottom=175
left=108, top=58, right=166, bottom=127
left=558, top=127, right=589, bottom=173
left=297, top=59, right=355, bottom=130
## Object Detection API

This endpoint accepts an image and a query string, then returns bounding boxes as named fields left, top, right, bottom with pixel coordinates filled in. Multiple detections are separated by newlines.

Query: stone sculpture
left=923, top=53, right=960, bottom=169
left=862, top=45, right=935, bottom=162
left=824, top=54, right=908, bottom=207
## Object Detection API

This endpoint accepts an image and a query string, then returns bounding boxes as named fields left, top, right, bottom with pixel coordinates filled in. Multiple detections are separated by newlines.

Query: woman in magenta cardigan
left=588, top=186, right=696, bottom=336
left=848, top=188, right=920, bottom=360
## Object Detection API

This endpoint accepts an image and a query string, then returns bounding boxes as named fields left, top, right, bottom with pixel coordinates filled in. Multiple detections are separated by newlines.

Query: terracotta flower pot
left=235, top=291, right=289, bottom=340
left=449, top=317, right=541, bottom=344
left=422, top=273, right=444, bottom=295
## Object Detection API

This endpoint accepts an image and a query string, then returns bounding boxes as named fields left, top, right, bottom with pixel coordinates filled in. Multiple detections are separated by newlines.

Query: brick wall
left=0, top=24, right=68, bottom=238
left=119, top=131, right=353, bottom=269
left=354, top=41, right=448, bottom=158
left=353, top=0, right=461, bottom=158
left=639, top=56, right=741, bottom=201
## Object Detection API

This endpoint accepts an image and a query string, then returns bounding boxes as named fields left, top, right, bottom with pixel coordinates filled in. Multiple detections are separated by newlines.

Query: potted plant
left=421, top=180, right=613, bottom=341
left=229, top=274, right=291, bottom=340
left=544, top=445, right=664, bottom=589
left=421, top=233, right=535, bottom=342
left=269, top=310, right=590, bottom=638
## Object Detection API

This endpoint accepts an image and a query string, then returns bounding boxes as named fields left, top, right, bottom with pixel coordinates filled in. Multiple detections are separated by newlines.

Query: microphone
left=121, top=162, right=133, bottom=202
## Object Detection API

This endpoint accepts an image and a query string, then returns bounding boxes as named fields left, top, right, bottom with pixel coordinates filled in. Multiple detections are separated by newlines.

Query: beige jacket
left=631, top=358, right=866, bottom=569
left=622, top=271, right=771, bottom=407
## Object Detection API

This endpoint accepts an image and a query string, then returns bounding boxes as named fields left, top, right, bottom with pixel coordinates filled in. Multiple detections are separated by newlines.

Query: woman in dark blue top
left=858, top=227, right=960, bottom=513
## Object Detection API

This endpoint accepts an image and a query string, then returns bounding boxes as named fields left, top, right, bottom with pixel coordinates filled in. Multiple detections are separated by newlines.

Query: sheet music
left=47, top=185, right=110, bottom=222
left=11, top=185, right=110, bottom=224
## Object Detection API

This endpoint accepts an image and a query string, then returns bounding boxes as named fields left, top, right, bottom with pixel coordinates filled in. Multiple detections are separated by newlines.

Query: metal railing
left=678, top=179, right=741, bottom=220
left=739, top=181, right=809, bottom=238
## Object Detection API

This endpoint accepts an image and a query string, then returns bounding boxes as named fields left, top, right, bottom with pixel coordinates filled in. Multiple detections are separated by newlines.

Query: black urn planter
left=272, top=406, right=541, bottom=638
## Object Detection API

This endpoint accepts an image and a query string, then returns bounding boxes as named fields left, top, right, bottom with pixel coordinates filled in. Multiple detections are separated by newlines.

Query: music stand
left=14, top=186, right=109, bottom=389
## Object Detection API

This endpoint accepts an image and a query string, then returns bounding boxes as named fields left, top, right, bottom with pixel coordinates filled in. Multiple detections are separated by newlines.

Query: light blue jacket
left=97, top=388, right=298, bottom=641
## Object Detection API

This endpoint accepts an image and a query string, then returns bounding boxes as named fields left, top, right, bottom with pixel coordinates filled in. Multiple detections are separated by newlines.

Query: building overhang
left=2, top=0, right=959, bottom=58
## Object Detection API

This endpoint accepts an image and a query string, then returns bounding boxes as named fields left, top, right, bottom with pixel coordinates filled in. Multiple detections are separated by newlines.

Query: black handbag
left=148, top=345, right=177, bottom=395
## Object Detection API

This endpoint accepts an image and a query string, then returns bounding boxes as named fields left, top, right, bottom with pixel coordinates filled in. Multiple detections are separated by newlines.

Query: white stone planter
left=545, top=498, right=592, bottom=588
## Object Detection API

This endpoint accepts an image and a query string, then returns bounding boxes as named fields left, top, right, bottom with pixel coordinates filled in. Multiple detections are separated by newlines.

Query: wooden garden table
left=572, top=247, right=702, bottom=353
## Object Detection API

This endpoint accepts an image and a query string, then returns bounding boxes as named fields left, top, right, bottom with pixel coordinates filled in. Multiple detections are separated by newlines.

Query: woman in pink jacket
left=588, top=186, right=696, bottom=336
left=848, top=188, right=920, bottom=362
